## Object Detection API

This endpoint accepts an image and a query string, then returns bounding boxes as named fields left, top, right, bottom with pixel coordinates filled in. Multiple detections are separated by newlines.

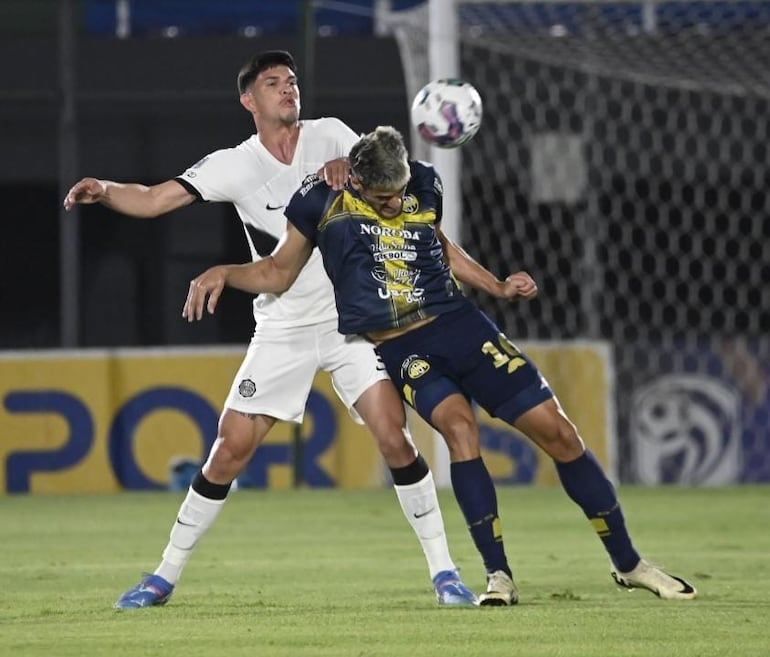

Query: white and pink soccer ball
left=410, top=78, right=483, bottom=148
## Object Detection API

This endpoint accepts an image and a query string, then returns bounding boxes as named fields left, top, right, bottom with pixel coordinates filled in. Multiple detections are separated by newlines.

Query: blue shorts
left=376, top=305, right=554, bottom=425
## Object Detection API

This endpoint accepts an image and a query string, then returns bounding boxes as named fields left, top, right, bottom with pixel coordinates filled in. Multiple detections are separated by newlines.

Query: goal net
left=381, top=0, right=770, bottom=484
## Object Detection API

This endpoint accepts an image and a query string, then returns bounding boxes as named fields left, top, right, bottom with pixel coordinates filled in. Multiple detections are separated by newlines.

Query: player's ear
left=349, top=176, right=363, bottom=191
left=239, top=91, right=256, bottom=114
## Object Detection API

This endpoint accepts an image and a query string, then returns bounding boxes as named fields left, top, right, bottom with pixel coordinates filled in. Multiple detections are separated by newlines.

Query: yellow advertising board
left=0, top=343, right=613, bottom=494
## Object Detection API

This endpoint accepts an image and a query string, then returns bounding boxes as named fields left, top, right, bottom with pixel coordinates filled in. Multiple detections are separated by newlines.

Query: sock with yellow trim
left=450, top=457, right=512, bottom=577
left=555, top=449, right=640, bottom=573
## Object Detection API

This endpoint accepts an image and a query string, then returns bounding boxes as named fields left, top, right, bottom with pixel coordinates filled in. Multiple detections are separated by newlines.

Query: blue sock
left=450, top=457, right=511, bottom=577
left=555, top=450, right=640, bottom=573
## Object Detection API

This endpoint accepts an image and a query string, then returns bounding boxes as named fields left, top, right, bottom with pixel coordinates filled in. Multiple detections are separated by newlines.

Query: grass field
left=1, top=485, right=768, bottom=657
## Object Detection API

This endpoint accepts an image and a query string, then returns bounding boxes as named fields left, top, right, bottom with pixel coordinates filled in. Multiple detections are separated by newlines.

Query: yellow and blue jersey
left=286, top=161, right=471, bottom=335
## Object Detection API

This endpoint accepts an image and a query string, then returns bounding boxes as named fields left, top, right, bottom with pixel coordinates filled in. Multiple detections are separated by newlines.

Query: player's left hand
left=183, top=266, right=229, bottom=321
left=502, top=272, right=538, bottom=300
left=318, top=157, right=350, bottom=190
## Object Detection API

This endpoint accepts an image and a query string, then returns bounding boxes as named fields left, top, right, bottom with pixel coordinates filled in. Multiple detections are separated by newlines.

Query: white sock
left=154, top=487, right=227, bottom=584
left=394, top=470, right=456, bottom=579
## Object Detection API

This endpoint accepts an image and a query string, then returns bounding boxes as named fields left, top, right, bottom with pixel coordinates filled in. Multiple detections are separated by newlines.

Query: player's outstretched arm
left=439, top=228, right=538, bottom=301
left=182, top=223, right=314, bottom=321
left=63, top=178, right=195, bottom=218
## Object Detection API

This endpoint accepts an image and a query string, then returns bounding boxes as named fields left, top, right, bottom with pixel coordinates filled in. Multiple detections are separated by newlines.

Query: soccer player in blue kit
left=184, top=126, right=697, bottom=604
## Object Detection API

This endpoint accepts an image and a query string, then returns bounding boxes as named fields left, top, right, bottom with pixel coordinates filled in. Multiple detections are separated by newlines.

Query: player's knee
left=205, top=431, right=258, bottom=478
left=372, top=424, right=414, bottom=463
left=436, top=414, right=481, bottom=460
left=541, top=419, right=584, bottom=462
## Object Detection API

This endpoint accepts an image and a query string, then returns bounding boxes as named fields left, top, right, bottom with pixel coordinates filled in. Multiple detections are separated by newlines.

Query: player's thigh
left=225, top=325, right=319, bottom=423
left=217, top=407, right=277, bottom=453
left=513, top=397, right=584, bottom=461
left=376, top=306, right=552, bottom=424
left=452, top=310, right=554, bottom=423
left=376, top=335, right=464, bottom=425
left=204, top=409, right=278, bottom=479
left=319, top=325, right=387, bottom=412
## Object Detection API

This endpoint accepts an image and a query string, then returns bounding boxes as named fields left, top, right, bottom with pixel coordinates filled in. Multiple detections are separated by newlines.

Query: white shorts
left=224, top=318, right=388, bottom=424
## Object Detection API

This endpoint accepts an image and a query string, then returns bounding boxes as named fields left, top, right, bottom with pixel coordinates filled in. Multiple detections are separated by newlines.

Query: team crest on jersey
left=238, top=378, right=257, bottom=397
left=401, top=354, right=430, bottom=380
left=401, top=194, right=419, bottom=214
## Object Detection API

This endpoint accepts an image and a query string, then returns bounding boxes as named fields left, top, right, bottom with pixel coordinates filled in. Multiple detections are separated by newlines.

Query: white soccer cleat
left=478, top=570, right=519, bottom=606
left=611, top=559, right=697, bottom=600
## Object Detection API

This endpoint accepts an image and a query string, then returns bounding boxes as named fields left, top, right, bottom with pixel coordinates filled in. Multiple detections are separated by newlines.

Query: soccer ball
left=410, top=78, right=483, bottom=148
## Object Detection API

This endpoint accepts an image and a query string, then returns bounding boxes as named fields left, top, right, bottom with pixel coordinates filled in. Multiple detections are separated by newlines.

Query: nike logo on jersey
left=265, top=203, right=285, bottom=211
left=413, top=507, right=435, bottom=519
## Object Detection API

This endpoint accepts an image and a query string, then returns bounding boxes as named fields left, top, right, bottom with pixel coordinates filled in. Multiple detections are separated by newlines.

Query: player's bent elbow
left=273, top=269, right=297, bottom=294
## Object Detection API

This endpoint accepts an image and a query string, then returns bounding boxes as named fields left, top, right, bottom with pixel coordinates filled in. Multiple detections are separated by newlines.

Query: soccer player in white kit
left=64, top=51, right=476, bottom=608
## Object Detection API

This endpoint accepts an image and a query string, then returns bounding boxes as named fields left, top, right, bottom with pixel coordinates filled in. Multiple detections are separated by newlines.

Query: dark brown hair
left=237, top=50, right=297, bottom=94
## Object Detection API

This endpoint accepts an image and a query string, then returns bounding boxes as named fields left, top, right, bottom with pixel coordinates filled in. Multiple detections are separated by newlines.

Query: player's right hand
left=318, top=157, right=350, bottom=190
left=502, top=271, right=538, bottom=300
left=63, top=177, right=107, bottom=210
left=182, top=266, right=229, bottom=321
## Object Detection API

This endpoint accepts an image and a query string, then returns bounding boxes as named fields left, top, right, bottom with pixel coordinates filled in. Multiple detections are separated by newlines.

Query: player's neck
left=257, top=120, right=301, bottom=165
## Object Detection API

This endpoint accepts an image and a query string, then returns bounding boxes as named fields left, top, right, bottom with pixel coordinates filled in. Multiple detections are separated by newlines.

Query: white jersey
left=175, top=117, right=359, bottom=328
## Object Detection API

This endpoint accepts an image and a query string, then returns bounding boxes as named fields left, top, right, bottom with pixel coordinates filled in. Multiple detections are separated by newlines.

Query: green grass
left=1, top=486, right=768, bottom=657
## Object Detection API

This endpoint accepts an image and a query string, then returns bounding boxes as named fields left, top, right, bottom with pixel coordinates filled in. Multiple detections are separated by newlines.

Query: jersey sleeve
left=284, top=174, right=332, bottom=245
left=411, top=160, right=444, bottom=222
left=173, top=148, right=248, bottom=203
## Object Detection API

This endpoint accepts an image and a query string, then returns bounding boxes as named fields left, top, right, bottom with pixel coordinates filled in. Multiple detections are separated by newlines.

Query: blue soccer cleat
left=114, top=574, right=174, bottom=609
left=433, top=569, right=478, bottom=606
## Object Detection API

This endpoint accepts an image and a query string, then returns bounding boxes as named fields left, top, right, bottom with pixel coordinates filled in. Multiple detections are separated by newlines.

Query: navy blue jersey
left=286, top=161, right=471, bottom=335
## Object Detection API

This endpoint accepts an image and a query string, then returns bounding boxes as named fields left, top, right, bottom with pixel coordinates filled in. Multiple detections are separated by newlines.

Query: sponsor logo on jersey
left=361, top=224, right=420, bottom=239
left=299, top=174, right=321, bottom=197
left=265, top=202, right=284, bottom=211
left=400, top=355, right=430, bottom=380
left=371, top=267, right=424, bottom=302
left=374, top=250, right=418, bottom=262
left=370, top=266, right=420, bottom=286
left=238, top=378, right=257, bottom=397
left=401, top=194, right=419, bottom=214
left=378, top=287, right=424, bottom=302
